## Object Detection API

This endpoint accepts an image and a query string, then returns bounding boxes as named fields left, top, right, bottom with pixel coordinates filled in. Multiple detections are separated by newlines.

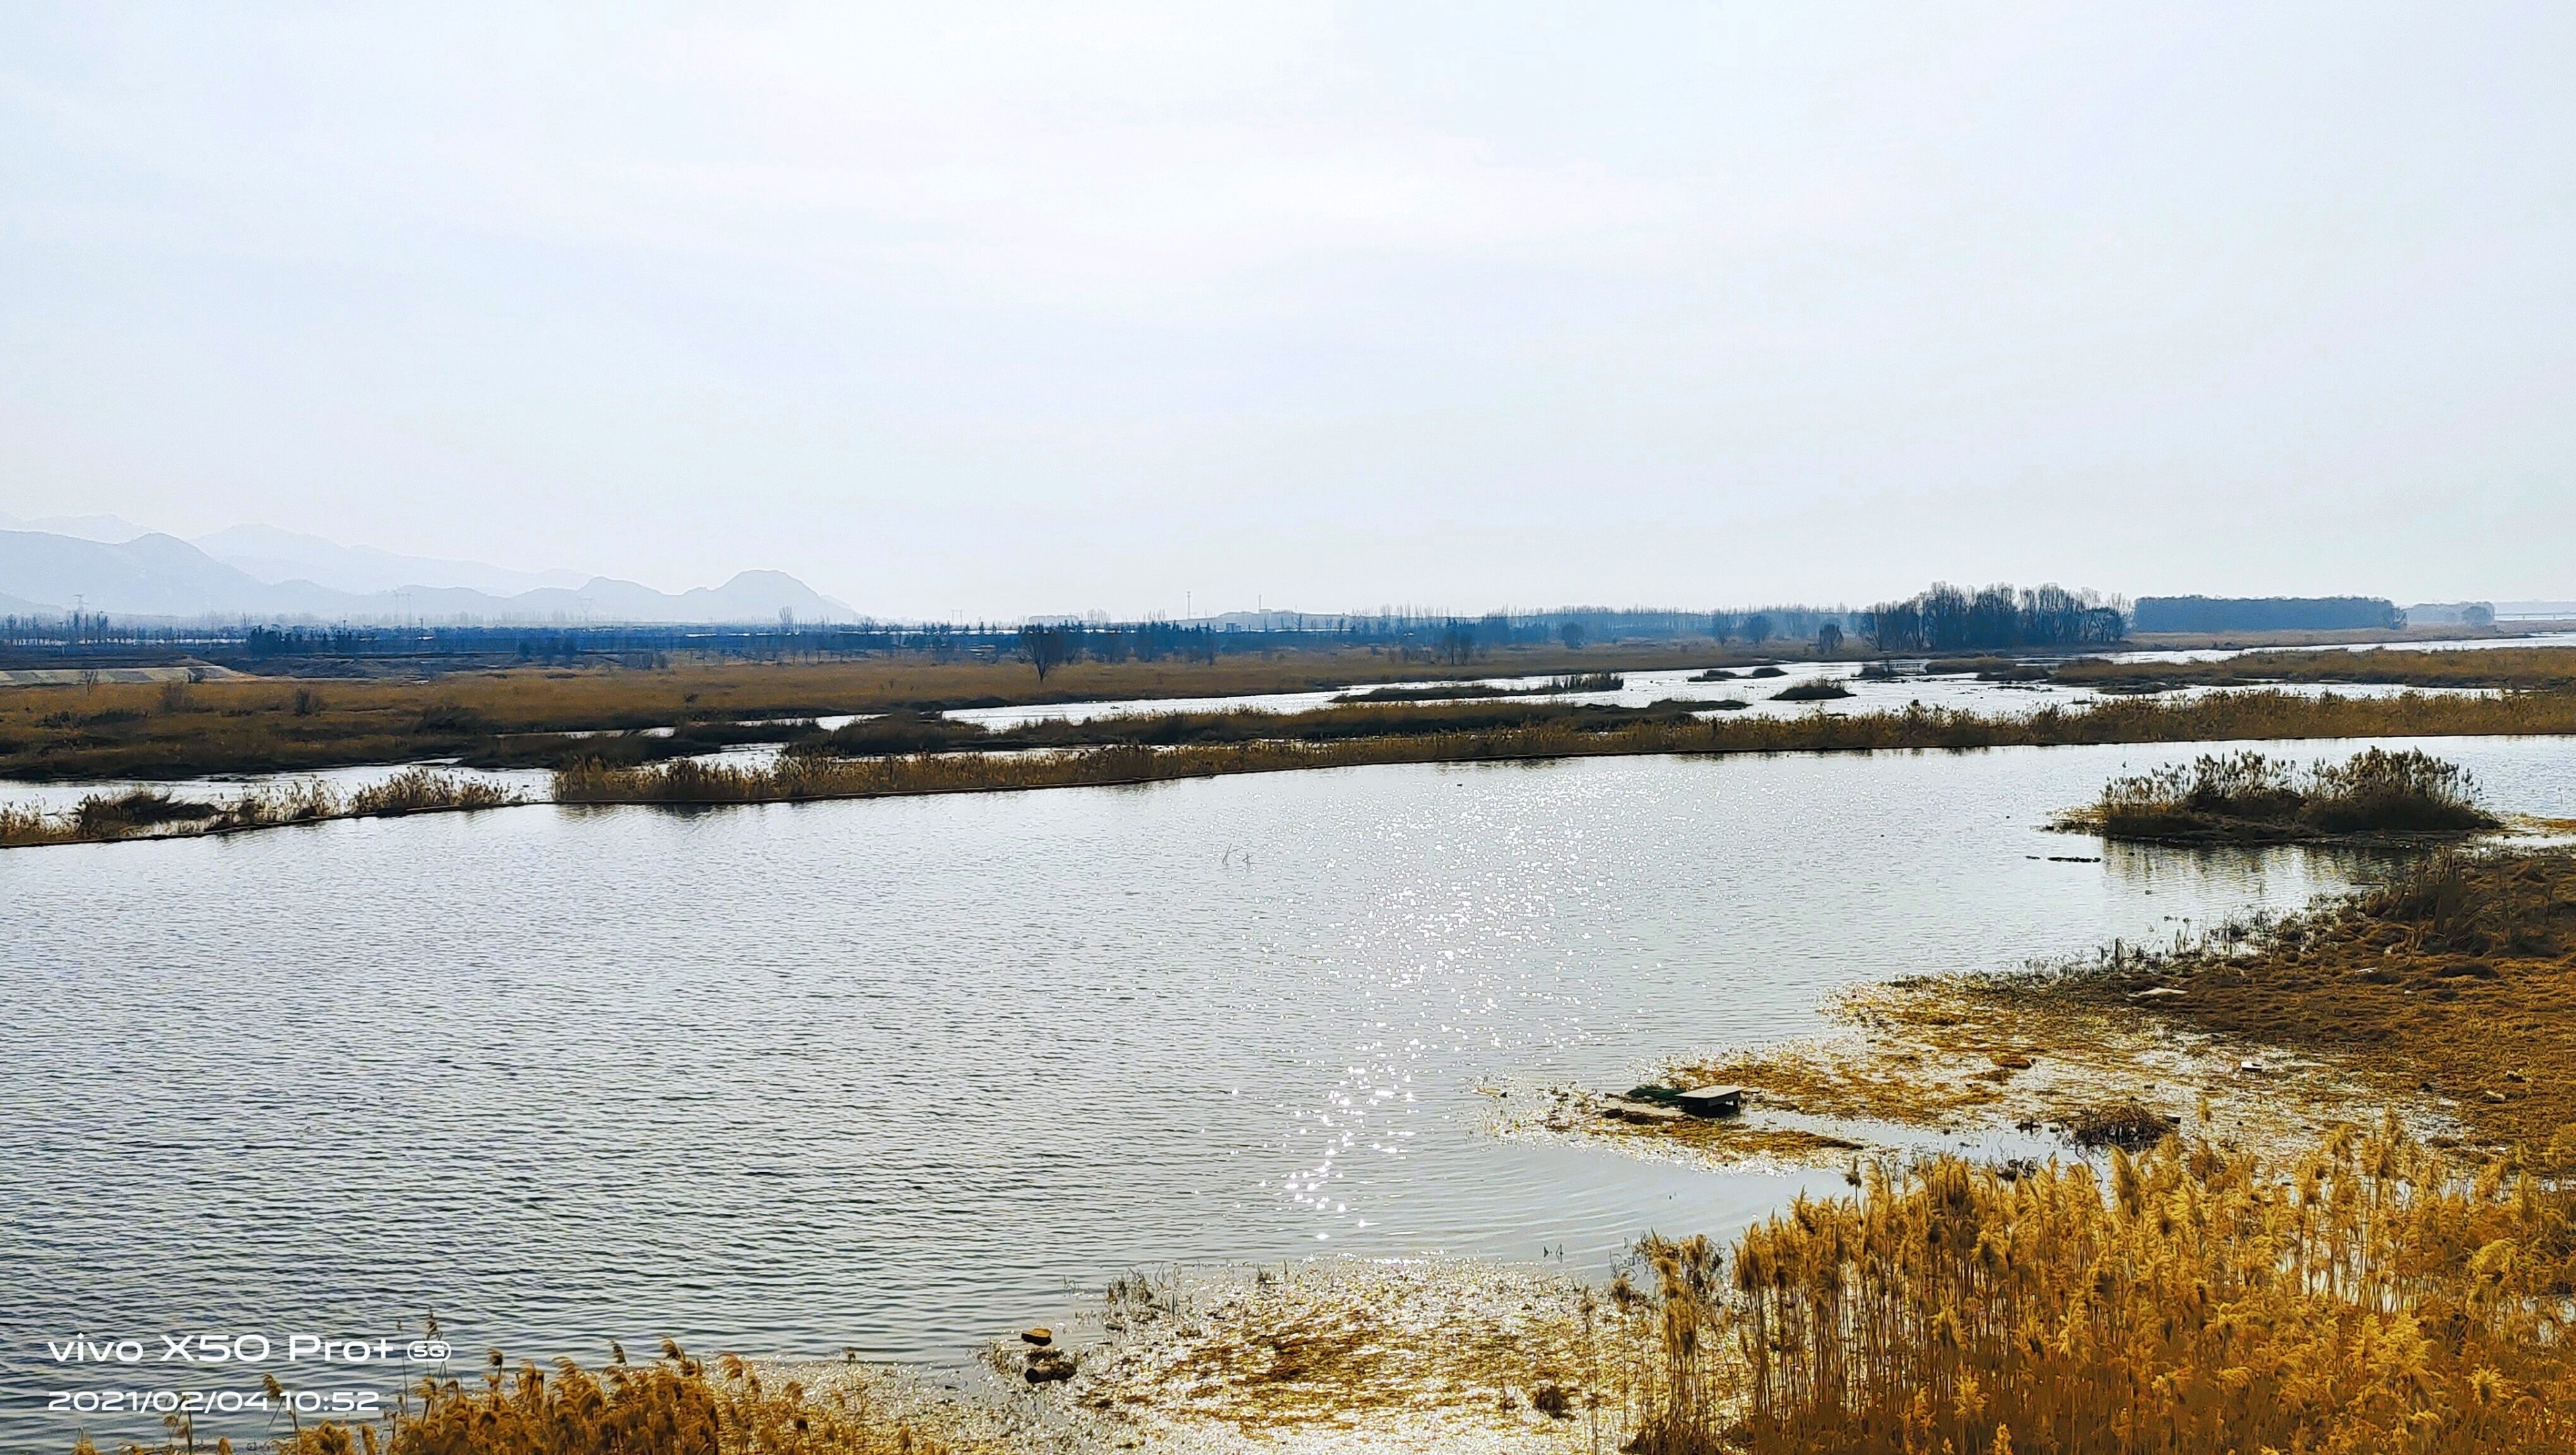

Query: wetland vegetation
left=1336, top=671, right=1626, bottom=703
left=1587, top=847, right=2576, bottom=1167
left=1, top=769, right=515, bottom=848
left=2065, top=747, right=2500, bottom=844
left=1502, top=848, right=2576, bottom=1452
left=114, top=1120, right=2576, bottom=1455
left=0, top=645, right=1726, bottom=782
left=22, top=685, right=2576, bottom=847
left=2051, top=644, right=2576, bottom=694
left=554, top=688, right=2576, bottom=810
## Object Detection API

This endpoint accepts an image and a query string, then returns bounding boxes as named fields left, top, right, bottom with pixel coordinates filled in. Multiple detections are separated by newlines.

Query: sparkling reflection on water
left=5, top=734, right=2573, bottom=1446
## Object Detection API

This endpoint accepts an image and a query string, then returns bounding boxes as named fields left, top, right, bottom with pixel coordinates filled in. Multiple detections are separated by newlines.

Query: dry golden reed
left=0, top=772, right=517, bottom=850
left=1641, top=1123, right=2576, bottom=1455
left=88, top=1342, right=974, bottom=1455
left=2074, top=747, right=2496, bottom=843
left=0, top=643, right=1704, bottom=781
left=2035, top=847, right=2576, bottom=1150
left=2056, top=645, right=2576, bottom=692
left=553, top=688, right=2576, bottom=812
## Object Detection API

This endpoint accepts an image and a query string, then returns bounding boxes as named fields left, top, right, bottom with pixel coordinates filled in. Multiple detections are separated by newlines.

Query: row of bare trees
left=1863, top=583, right=2125, bottom=653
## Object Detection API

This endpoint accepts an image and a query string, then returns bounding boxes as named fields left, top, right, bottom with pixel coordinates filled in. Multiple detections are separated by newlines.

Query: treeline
left=2132, top=595, right=2403, bottom=633
left=1863, top=583, right=2127, bottom=653
left=5, top=609, right=1885, bottom=674
left=12, top=589, right=2213, bottom=670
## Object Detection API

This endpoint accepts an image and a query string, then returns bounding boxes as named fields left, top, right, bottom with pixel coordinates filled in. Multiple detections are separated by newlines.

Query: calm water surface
left=7, top=733, right=2574, bottom=1446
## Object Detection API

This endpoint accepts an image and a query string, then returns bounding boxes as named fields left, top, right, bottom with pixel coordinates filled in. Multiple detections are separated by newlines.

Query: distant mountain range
left=0, top=515, right=858, bottom=624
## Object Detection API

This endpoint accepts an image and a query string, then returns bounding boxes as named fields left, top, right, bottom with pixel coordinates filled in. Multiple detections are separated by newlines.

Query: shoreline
left=1553, top=845, right=2576, bottom=1172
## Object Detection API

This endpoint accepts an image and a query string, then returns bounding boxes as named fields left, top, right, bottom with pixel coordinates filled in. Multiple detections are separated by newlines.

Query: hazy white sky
left=3, top=3, right=2570, bottom=615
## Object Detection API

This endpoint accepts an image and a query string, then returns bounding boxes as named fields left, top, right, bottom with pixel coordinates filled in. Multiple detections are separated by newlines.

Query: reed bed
left=796, top=697, right=1701, bottom=757
left=346, top=768, right=515, bottom=816
left=0, top=645, right=1715, bottom=781
left=1637, top=1123, right=2576, bottom=1455
left=555, top=742, right=1351, bottom=804
left=561, top=688, right=2576, bottom=810
left=23, top=686, right=2576, bottom=843
left=86, top=1340, right=977, bottom=1455
left=1331, top=673, right=1626, bottom=702
left=0, top=772, right=519, bottom=849
left=2057, top=645, right=2576, bottom=692
left=17, top=642, right=2576, bottom=785
left=2074, top=746, right=2498, bottom=842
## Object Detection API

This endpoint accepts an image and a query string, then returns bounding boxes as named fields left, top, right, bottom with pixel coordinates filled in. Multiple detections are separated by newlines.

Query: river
left=6, top=731, right=2575, bottom=1448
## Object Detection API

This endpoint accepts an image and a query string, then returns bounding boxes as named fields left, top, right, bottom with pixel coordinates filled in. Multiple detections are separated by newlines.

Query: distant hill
left=0, top=529, right=857, bottom=624
left=194, top=523, right=591, bottom=597
left=0, top=509, right=150, bottom=543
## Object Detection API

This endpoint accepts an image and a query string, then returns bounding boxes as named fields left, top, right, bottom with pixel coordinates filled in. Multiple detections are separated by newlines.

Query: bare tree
left=1020, top=624, right=1076, bottom=682
left=1816, top=622, right=1843, bottom=656
left=1437, top=622, right=1478, bottom=666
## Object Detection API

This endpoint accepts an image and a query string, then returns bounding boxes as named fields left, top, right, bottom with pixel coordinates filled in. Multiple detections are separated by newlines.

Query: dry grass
left=18, top=639, right=2576, bottom=785
left=346, top=768, right=515, bottom=817
left=0, top=646, right=1720, bottom=781
left=1680, top=1124, right=2576, bottom=1454
left=797, top=697, right=1708, bottom=756
left=555, top=743, right=1331, bottom=804
left=2067, top=747, right=2499, bottom=843
left=2058, top=644, right=2576, bottom=692
left=2030, top=847, right=2576, bottom=1152
left=0, top=772, right=517, bottom=849
left=85, top=1340, right=992, bottom=1455
left=560, top=688, right=2576, bottom=815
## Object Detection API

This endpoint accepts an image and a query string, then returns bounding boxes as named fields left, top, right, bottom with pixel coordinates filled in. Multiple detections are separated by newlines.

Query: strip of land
left=0, top=645, right=1750, bottom=781
left=18, top=686, right=2576, bottom=847
left=558, top=686, right=2576, bottom=806
left=2053, top=643, right=2576, bottom=692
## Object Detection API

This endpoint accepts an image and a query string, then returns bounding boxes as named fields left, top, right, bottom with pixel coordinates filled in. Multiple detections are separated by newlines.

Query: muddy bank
left=1552, top=847, right=2576, bottom=1171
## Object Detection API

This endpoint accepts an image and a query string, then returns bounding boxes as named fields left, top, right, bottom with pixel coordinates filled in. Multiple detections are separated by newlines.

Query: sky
left=2, top=3, right=2571, bottom=618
